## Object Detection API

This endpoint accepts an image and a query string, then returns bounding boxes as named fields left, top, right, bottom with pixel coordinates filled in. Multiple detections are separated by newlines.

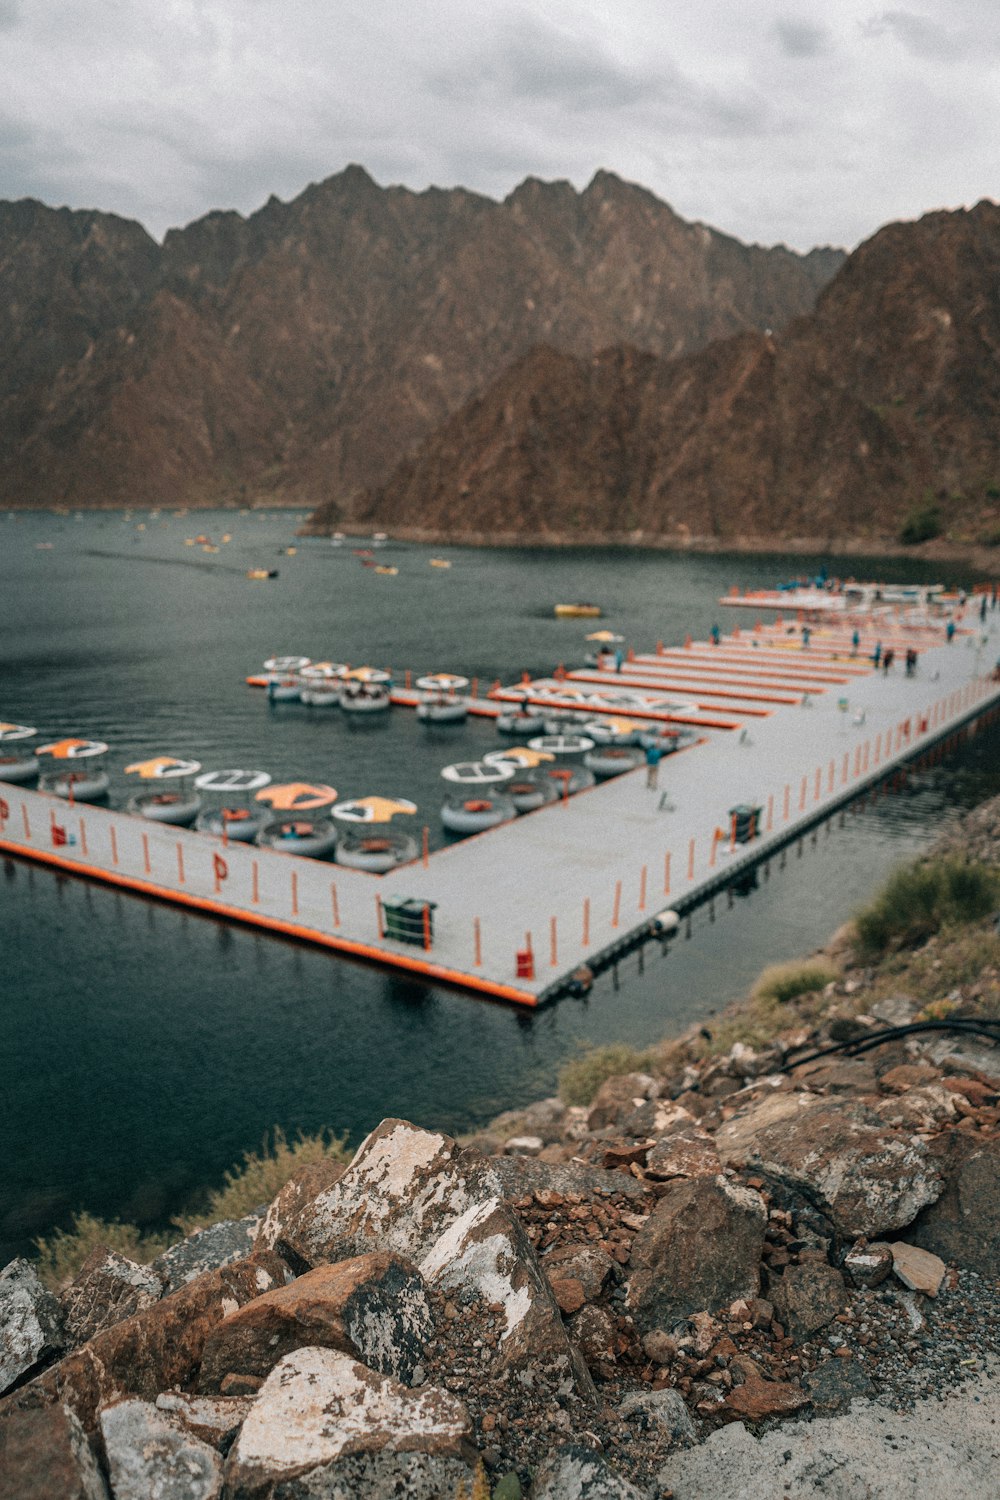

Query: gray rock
left=224, top=1347, right=475, bottom=1499
left=268, top=1119, right=595, bottom=1392
left=0, top=1258, right=63, bottom=1395
left=618, top=1387, right=696, bottom=1445
left=485, top=1154, right=649, bottom=1204
left=715, top=1093, right=942, bottom=1238
left=100, top=1398, right=223, bottom=1499
left=532, top=1443, right=645, bottom=1499
left=768, top=1262, right=845, bottom=1341
left=60, top=1248, right=163, bottom=1348
left=0, top=1400, right=109, bottom=1499
left=151, top=1214, right=263, bottom=1293
left=843, top=1240, right=894, bottom=1289
left=586, top=1074, right=658, bottom=1132
left=659, top=1370, right=1000, bottom=1499
left=626, top=1175, right=767, bottom=1331
left=805, top=1357, right=875, bottom=1413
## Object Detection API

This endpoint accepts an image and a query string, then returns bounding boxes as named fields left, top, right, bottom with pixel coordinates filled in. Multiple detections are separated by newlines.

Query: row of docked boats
left=0, top=725, right=420, bottom=872
left=250, top=657, right=473, bottom=722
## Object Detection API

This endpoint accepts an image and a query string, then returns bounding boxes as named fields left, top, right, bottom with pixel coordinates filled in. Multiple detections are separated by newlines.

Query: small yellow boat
left=374, top=565, right=398, bottom=576
left=430, top=558, right=451, bottom=568
left=554, top=603, right=602, bottom=619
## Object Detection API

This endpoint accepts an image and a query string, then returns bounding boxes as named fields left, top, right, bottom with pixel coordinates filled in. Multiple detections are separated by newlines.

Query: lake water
left=2, top=510, right=997, bottom=1261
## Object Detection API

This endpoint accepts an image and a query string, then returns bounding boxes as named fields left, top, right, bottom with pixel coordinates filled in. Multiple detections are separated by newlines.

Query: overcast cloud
left=1, top=0, right=997, bottom=249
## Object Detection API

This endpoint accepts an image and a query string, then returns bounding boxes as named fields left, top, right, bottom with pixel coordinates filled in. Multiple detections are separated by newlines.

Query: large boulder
left=0, top=1259, right=63, bottom=1395
left=1, top=1252, right=290, bottom=1437
left=100, top=1399, right=223, bottom=1500
left=198, top=1253, right=432, bottom=1391
left=0, top=1400, right=108, bottom=1499
left=715, top=1093, right=942, bottom=1238
left=626, top=1175, right=767, bottom=1331
left=909, top=1135, right=1000, bottom=1277
left=261, top=1119, right=594, bottom=1391
left=60, top=1249, right=163, bottom=1349
left=224, top=1347, right=476, bottom=1499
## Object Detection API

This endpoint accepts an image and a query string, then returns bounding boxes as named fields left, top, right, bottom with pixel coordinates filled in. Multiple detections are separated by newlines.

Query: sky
left=1, top=0, right=997, bottom=251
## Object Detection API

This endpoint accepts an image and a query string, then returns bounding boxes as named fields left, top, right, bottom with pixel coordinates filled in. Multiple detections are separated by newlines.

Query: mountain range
left=330, top=200, right=1000, bottom=548
left=3, top=168, right=998, bottom=552
left=0, top=167, right=840, bottom=515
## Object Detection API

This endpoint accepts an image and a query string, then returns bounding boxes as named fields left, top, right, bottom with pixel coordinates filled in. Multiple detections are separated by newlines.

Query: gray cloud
left=774, top=19, right=832, bottom=58
left=0, top=1, right=996, bottom=251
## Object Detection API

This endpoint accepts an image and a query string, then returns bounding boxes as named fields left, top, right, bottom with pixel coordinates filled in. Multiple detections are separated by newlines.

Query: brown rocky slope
left=0, top=168, right=841, bottom=512
left=333, top=200, right=1000, bottom=548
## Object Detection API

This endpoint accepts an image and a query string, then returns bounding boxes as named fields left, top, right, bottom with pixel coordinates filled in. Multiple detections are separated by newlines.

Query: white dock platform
left=4, top=612, right=1000, bottom=1006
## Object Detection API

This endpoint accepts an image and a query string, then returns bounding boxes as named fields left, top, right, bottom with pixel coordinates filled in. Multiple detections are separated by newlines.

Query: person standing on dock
left=710, top=623, right=721, bottom=646
left=645, top=740, right=663, bottom=789
left=946, top=619, right=956, bottom=643
left=851, top=628, right=860, bottom=656
left=801, top=624, right=811, bottom=648
left=872, top=641, right=883, bottom=668
left=882, top=648, right=895, bottom=673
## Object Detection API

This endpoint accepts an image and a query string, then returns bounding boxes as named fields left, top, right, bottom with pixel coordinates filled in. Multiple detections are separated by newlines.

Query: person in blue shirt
left=645, top=741, right=663, bottom=789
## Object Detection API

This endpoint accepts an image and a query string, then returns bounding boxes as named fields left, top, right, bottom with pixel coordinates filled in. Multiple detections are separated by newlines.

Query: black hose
left=779, top=1017, right=1000, bottom=1071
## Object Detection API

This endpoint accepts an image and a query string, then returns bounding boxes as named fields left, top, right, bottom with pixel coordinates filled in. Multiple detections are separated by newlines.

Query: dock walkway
left=3, top=613, right=999, bottom=1005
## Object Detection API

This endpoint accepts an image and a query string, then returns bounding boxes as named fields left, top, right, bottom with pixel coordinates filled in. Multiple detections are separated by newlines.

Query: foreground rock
left=224, top=1347, right=476, bottom=1499
left=101, top=1398, right=222, bottom=1499
left=532, top=1443, right=646, bottom=1499
left=626, top=1175, right=766, bottom=1330
left=659, top=1370, right=1000, bottom=1499
left=0, top=1259, right=63, bottom=1395
left=0, top=1400, right=108, bottom=1499
left=263, top=1118, right=593, bottom=1391
left=715, top=1094, right=942, bottom=1237
left=3, top=1253, right=290, bottom=1435
left=198, top=1253, right=432, bottom=1391
left=60, top=1249, right=163, bottom=1349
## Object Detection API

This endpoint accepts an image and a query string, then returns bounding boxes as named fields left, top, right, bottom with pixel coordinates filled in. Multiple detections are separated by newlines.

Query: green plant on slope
left=173, top=1126, right=351, bottom=1234
left=854, top=857, right=999, bottom=957
left=898, top=500, right=943, bottom=545
left=33, top=1213, right=170, bottom=1290
left=558, top=1043, right=654, bottom=1107
left=751, top=958, right=838, bottom=1005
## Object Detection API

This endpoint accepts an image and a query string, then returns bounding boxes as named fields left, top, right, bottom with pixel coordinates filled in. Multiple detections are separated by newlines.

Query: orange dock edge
left=0, top=835, right=539, bottom=1008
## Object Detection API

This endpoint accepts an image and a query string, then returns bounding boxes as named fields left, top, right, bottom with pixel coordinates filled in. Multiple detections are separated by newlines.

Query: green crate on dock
left=728, top=804, right=763, bottom=843
left=382, top=897, right=437, bottom=945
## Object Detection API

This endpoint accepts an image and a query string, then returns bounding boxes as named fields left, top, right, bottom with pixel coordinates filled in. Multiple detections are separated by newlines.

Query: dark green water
left=2, top=510, right=997, bottom=1261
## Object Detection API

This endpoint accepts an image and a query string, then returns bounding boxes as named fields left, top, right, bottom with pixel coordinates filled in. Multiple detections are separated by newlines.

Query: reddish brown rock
left=254, top=1159, right=346, bottom=1261
left=724, top=1373, right=810, bottom=1421
left=843, top=1241, right=894, bottom=1289
left=548, top=1278, right=586, bottom=1316
left=586, top=1074, right=658, bottom=1132
left=541, top=1244, right=616, bottom=1302
left=0, top=1400, right=108, bottom=1499
left=626, top=1176, right=767, bottom=1331
left=197, top=1253, right=431, bottom=1391
left=59, top=1249, right=163, bottom=1349
left=890, top=1242, right=946, bottom=1297
left=645, top=1130, right=722, bottom=1182
left=154, top=1391, right=255, bottom=1451
left=3, top=1253, right=290, bottom=1438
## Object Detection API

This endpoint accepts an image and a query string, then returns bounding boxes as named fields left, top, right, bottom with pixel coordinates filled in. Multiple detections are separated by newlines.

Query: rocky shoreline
left=2, top=803, right=999, bottom=1498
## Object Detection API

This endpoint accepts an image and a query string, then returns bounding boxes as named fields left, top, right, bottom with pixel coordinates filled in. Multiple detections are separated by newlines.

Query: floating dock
left=3, top=611, right=1000, bottom=1006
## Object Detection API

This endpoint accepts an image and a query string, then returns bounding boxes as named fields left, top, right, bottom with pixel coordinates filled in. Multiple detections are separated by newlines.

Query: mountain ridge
left=0, top=166, right=843, bottom=511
